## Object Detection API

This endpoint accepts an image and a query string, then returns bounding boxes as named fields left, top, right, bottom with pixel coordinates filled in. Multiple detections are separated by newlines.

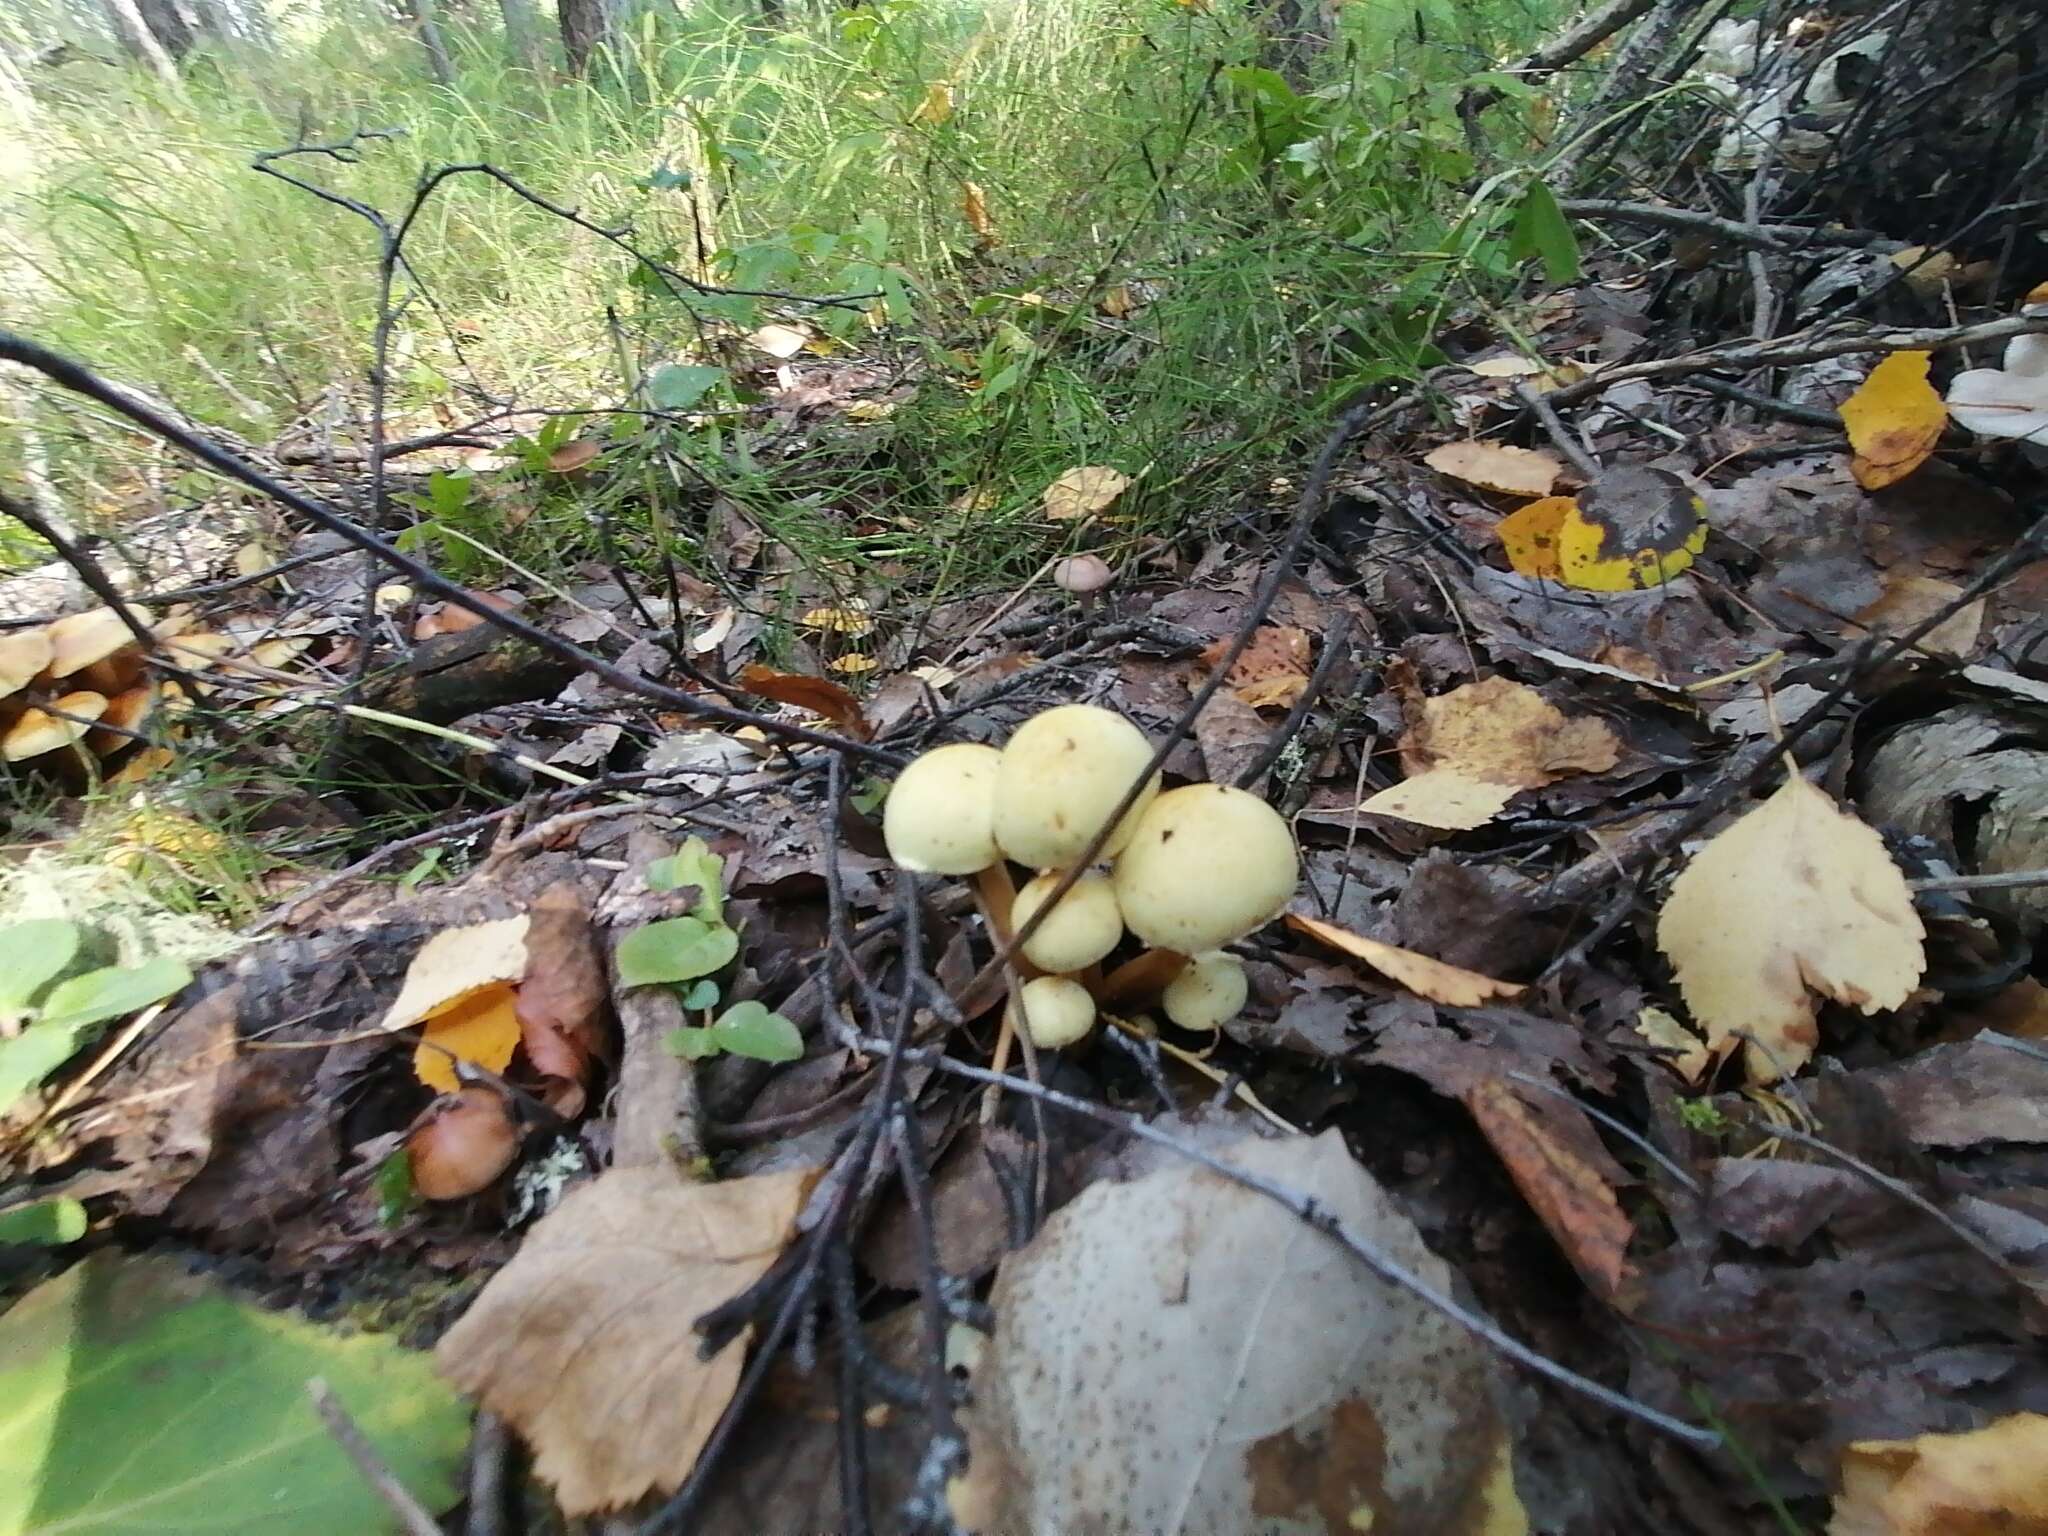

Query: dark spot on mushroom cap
left=1160, top=829, right=1174, bottom=843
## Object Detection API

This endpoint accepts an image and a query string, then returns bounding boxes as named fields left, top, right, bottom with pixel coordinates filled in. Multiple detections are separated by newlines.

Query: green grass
left=3, top=0, right=1568, bottom=612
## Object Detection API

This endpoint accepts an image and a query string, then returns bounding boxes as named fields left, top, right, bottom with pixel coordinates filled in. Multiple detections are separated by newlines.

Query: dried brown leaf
left=1465, top=1078, right=1633, bottom=1297
left=736, top=663, right=872, bottom=738
left=1286, top=913, right=1526, bottom=1007
left=1423, top=440, right=1562, bottom=498
left=436, top=1164, right=817, bottom=1515
left=1399, top=675, right=1620, bottom=789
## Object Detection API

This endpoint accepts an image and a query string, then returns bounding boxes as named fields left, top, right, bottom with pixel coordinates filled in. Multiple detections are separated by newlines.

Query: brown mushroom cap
left=0, top=629, right=54, bottom=698
left=88, top=684, right=158, bottom=754
left=46, top=605, right=152, bottom=681
left=4, top=691, right=110, bottom=761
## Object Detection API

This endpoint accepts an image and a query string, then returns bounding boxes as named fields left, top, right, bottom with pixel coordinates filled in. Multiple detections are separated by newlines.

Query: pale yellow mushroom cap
left=1011, top=870, right=1124, bottom=973
left=1162, top=951, right=1249, bottom=1031
left=1019, top=975, right=1096, bottom=1050
left=1112, top=784, right=1298, bottom=953
left=883, top=742, right=1003, bottom=875
left=992, top=704, right=1159, bottom=869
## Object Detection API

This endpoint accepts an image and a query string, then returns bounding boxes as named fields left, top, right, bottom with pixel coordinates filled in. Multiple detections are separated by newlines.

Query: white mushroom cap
left=883, top=742, right=1003, bottom=875
left=1019, top=975, right=1096, bottom=1050
left=1011, top=870, right=1124, bottom=973
left=1112, top=784, right=1298, bottom=953
left=992, top=704, right=1160, bottom=869
left=1162, top=951, right=1249, bottom=1031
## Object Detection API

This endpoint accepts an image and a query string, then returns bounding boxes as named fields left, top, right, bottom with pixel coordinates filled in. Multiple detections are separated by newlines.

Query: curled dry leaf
left=1423, top=440, right=1562, bottom=498
left=1828, top=1412, right=2048, bottom=1536
left=1634, top=1006, right=1714, bottom=1086
left=515, top=883, right=609, bottom=1094
left=383, top=914, right=533, bottom=1090
left=1841, top=350, right=1945, bottom=489
left=736, top=663, right=872, bottom=738
left=436, top=1164, right=817, bottom=1515
left=949, top=1129, right=1526, bottom=1536
left=409, top=1084, right=521, bottom=1200
left=415, top=985, right=522, bottom=1094
left=1465, top=1078, right=1633, bottom=1297
left=1849, top=573, right=1985, bottom=659
left=1657, top=776, right=1925, bottom=1083
left=1042, top=465, right=1130, bottom=521
left=1199, top=625, right=1312, bottom=710
left=961, top=179, right=995, bottom=242
left=1402, top=674, right=1620, bottom=786
left=1286, top=913, right=1526, bottom=1007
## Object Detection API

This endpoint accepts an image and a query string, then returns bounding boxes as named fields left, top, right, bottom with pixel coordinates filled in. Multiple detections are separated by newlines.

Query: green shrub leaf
left=0, top=921, right=83, bottom=1016
left=647, top=363, right=726, bottom=411
left=0, top=1199, right=86, bottom=1248
left=0, top=1252, right=467, bottom=1534
left=616, top=917, right=738, bottom=987
left=711, top=1000, right=803, bottom=1062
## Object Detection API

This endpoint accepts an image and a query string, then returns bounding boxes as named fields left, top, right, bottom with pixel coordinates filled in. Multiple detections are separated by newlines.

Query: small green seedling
left=621, top=840, right=804, bottom=1064
left=0, top=919, right=192, bottom=1116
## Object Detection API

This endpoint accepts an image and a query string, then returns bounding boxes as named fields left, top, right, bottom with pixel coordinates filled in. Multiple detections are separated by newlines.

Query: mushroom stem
left=1095, top=947, right=1190, bottom=1007
left=971, top=861, right=1036, bottom=1125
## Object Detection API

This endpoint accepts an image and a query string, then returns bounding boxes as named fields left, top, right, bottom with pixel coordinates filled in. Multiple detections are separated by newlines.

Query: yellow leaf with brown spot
left=1554, top=467, right=1706, bottom=592
left=1497, top=495, right=1573, bottom=579
left=1423, top=441, right=1562, bottom=498
left=1286, top=913, right=1525, bottom=1007
left=1657, top=775, right=1925, bottom=1083
left=415, top=983, right=523, bottom=1093
left=1199, top=625, right=1311, bottom=710
left=1841, top=351, right=1946, bottom=490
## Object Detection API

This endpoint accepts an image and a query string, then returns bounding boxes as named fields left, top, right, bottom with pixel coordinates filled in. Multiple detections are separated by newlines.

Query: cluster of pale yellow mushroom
left=882, top=704, right=1299, bottom=1049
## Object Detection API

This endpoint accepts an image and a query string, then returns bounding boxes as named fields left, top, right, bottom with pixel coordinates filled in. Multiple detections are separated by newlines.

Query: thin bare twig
left=306, top=1378, right=444, bottom=1536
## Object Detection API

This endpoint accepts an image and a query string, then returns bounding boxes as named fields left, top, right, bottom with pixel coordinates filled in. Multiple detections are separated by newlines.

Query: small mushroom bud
left=408, top=1085, right=520, bottom=1200
left=1112, top=784, right=1298, bottom=953
left=883, top=742, right=1003, bottom=875
left=1053, top=554, right=1114, bottom=596
left=1011, top=870, right=1123, bottom=973
left=1162, top=951, right=1248, bottom=1031
left=1019, top=975, right=1096, bottom=1050
left=373, top=583, right=415, bottom=614
left=993, top=704, right=1160, bottom=869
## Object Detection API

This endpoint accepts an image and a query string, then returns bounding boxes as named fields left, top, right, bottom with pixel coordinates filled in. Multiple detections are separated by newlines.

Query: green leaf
left=1508, top=179, right=1581, bottom=284
left=647, top=363, right=727, bottom=412
left=646, top=836, right=725, bottom=922
left=642, top=162, right=691, bottom=191
left=849, top=775, right=889, bottom=816
left=679, top=979, right=721, bottom=1010
left=375, top=1149, right=416, bottom=1228
left=0, top=920, right=82, bottom=1016
left=711, top=1000, right=803, bottom=1063
left=0, top=1198, right=86, bottom=1248
left=40, top=956, right=191, bottom=1032
left=665, top=1025, right=721, bottom=1060
left=616, top=917, right=738, bottom=987
left=0, top=1024, right=95, bottom=1117
left=0, top=1252, right=467, bottom=1534
left=398, top=847, right=445, bottom=894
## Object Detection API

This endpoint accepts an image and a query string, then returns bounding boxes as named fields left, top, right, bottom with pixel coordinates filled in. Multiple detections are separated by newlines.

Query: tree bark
left=404, top=0, right=455, bottom=85
left=101, top=0, right=182, bottom=81
left=558, top=0, right=615, bottom=77
left=1253, top=0, right=1333, bottom=90
left=496, top=0, right=547, bottom=73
